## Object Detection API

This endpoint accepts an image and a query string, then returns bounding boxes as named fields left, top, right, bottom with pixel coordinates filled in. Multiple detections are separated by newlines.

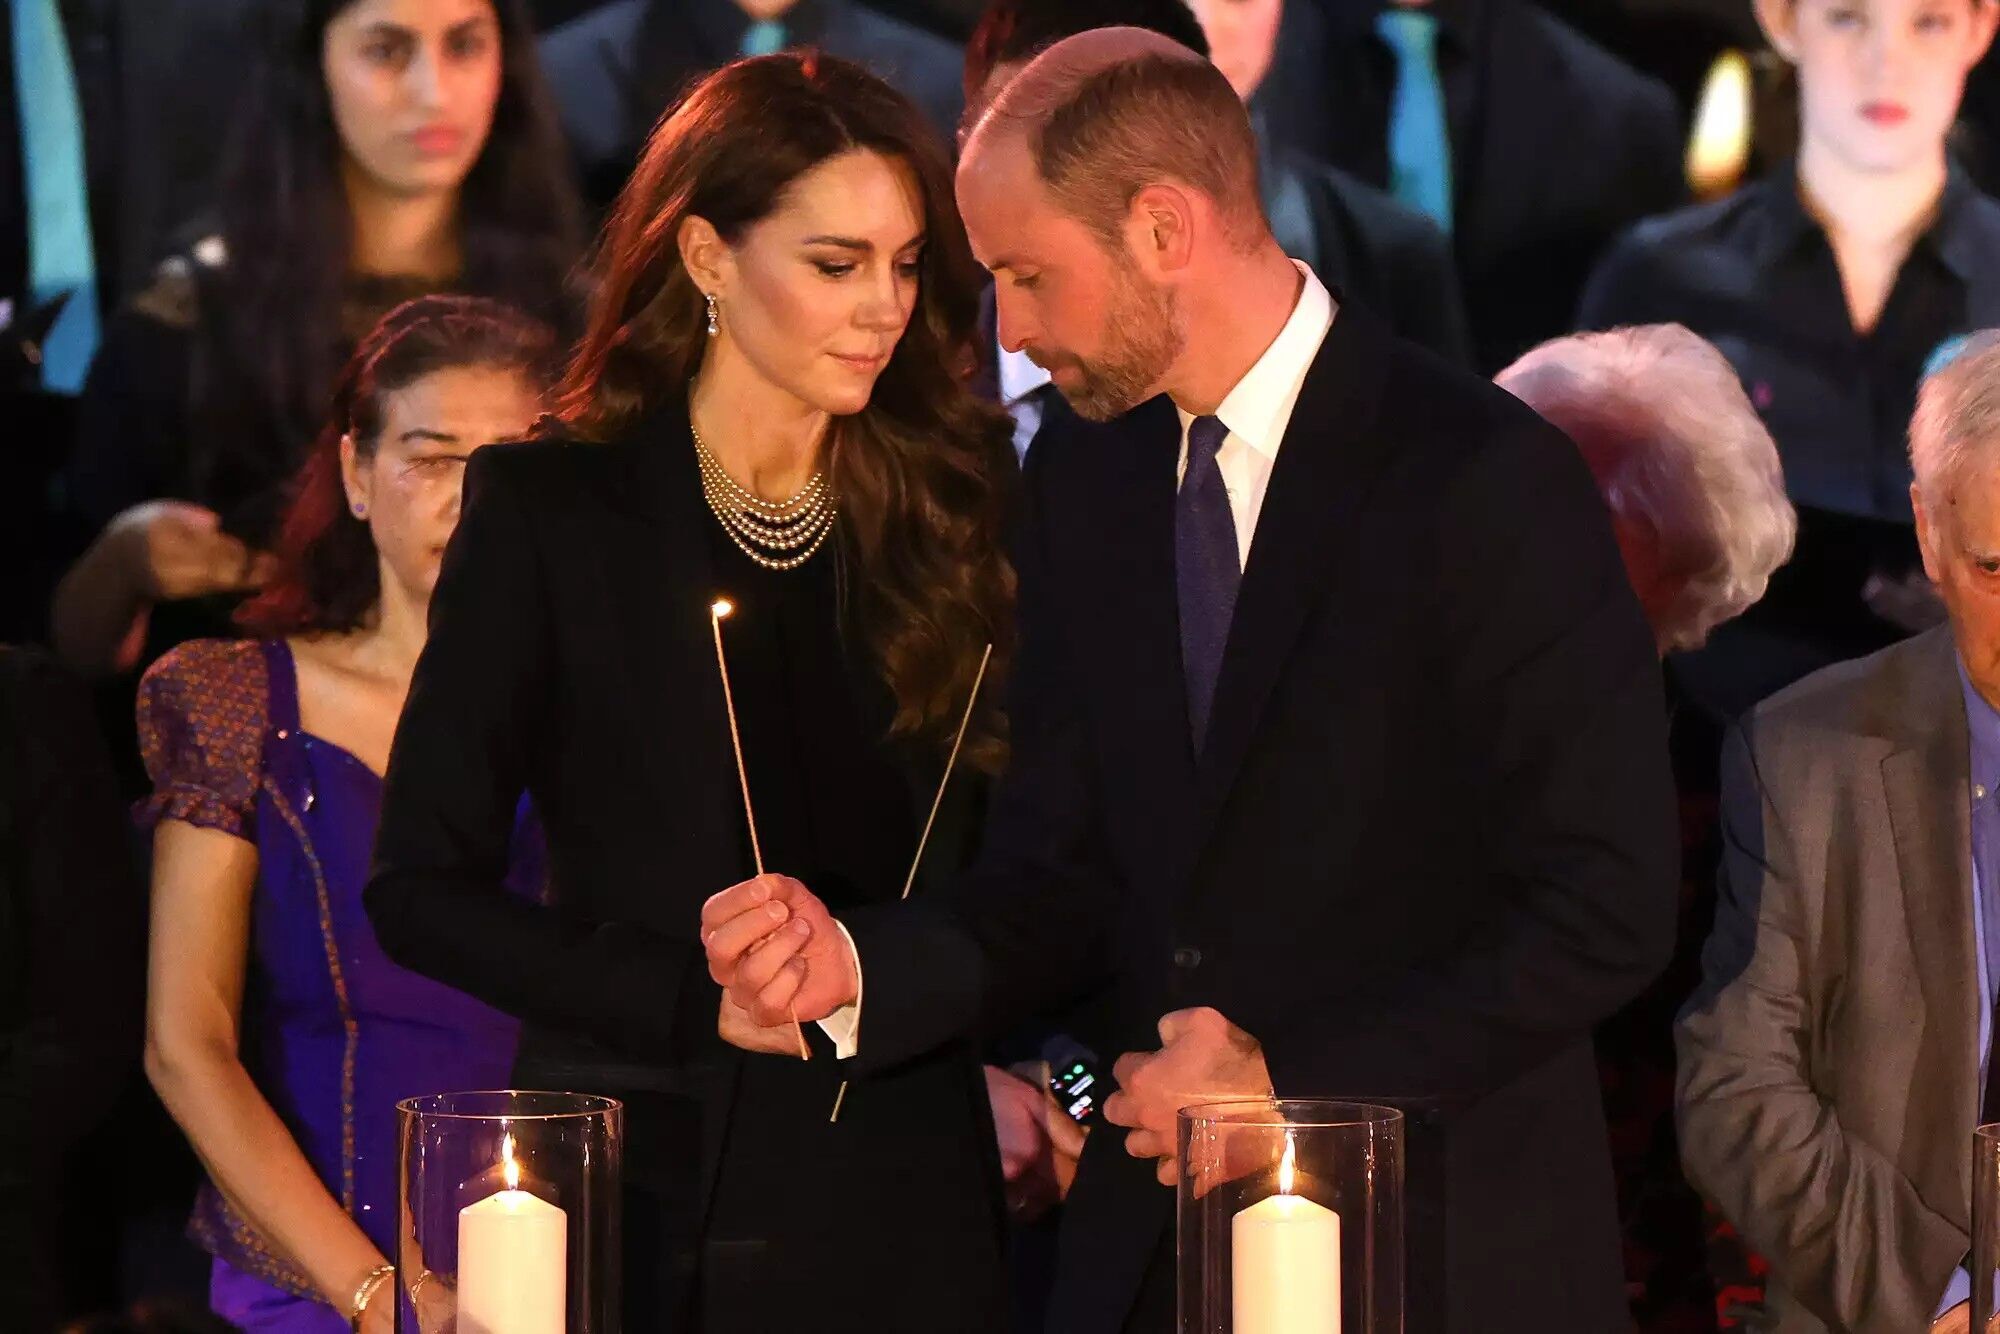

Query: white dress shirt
left=1173, top=260, right=1334, bottom=569
left=818, top=261, right=1338, bottom=1059
left=998, top=342, right=1053, bottom=462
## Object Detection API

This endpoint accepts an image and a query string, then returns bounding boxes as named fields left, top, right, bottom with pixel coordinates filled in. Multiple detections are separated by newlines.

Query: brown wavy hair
left=238, top=296, right=558, bottom=636
left=553, top=52, right=1015, bottom=765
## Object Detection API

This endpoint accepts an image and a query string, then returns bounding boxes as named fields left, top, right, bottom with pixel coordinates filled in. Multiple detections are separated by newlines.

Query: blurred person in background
left=1251, top=0, right=1685, bottom=373
left=49, top=0, right=580, bottom=687
left=2, top=0, right=262, bottom=643
left=139, top=297, right=554, bottom=1334
left=1581, top=0, right=2000, bottom=721
left=1500, top=323, right=1795, bottom=1330
left=540, top=0, right=964, bottom=210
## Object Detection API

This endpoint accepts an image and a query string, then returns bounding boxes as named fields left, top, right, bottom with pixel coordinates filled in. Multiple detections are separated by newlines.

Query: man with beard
left=700, top=27, right=1677, bottom=1334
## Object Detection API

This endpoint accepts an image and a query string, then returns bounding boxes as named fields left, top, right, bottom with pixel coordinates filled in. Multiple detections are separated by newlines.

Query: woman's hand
left=357, top=1279, right=396, bottom=1334
left=701, top=874, right=858, bottom=1027
left=718, top=990, right=811, bottom=1059
left=410, top=1269, right=457, bottom=1334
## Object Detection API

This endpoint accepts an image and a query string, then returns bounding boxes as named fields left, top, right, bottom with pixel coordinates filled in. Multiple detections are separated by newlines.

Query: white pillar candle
left=1232, top=1134, right=1342, bottom=1334
left=458, top=1134, right=567, bottom=1334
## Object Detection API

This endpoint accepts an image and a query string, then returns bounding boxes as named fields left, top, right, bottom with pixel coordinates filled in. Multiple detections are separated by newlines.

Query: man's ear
left=1914, top=481, right=1946, bottom=586
left=1124, top=182, right=1197, bottom=278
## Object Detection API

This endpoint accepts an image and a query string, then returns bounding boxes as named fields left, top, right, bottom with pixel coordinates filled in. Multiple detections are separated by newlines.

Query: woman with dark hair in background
left=140, top=297, right=555, bottom=1333
left=365, top=52, right=1016, bottom=1333
left=51, top=0, right=580, bottom=685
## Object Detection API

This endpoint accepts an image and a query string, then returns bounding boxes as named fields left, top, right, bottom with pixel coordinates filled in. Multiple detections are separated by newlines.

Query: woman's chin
left=809, top=383, right=879, bottom=418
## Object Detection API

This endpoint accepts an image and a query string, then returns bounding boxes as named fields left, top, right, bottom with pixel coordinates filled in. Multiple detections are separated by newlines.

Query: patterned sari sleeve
left=135, top=639, right=268, bottom=841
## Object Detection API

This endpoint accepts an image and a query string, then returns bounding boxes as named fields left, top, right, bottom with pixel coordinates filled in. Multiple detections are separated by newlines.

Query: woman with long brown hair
left=364, top=52, right=1016, bottom=1332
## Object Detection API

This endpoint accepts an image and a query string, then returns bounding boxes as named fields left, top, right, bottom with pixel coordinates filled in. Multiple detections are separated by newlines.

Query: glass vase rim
left=395, top=1089, right=624, bottom=1122
left=1978, top=1121, right=2000, bottom=1143
left=1177, top=1097, right=1405, bottom=1129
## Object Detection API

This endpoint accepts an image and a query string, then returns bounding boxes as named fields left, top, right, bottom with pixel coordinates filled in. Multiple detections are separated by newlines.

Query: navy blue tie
left=1177, top=415, right=1239, bottom=749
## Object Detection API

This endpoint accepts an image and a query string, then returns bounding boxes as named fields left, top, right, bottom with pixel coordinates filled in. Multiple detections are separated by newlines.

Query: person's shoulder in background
left=537, top=0, right=647, bottom=183
left=1283, top=152, right=1474, bottom=366
left=823, top=0, right=967, bottom=144
left=1576, top=178, right=1783, bottom=331
left=1509, top=1, right=1681, bottom=146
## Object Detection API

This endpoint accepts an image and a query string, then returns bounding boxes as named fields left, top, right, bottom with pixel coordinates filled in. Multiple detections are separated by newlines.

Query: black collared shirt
left=1580, top=164, right=2000, bottom=527
left=1582, top=164, right=2000, bottom=714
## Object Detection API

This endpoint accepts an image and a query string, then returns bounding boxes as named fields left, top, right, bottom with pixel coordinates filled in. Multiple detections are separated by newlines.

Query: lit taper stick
left=710, top=597, right=812, bottom=1062
left=830, top=642, right=994, bottom=1123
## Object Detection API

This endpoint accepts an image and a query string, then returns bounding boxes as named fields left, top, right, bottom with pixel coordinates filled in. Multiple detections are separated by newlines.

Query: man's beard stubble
left=1058, top=270, right=1185, bottom=422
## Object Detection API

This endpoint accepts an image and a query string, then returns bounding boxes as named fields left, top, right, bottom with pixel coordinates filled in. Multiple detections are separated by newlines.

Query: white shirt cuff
left=814, top=919, right=863, bottom=1060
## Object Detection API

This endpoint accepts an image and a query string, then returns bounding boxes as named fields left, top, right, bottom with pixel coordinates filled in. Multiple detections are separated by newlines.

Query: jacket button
left=1172, top=947, right=1202, bottom=970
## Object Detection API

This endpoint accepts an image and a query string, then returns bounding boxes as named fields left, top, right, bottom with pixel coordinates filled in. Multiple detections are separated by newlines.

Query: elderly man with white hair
left=1677, top=331, right=2000, bottom=1334
left=1499, top=324, right=1796, bottom=657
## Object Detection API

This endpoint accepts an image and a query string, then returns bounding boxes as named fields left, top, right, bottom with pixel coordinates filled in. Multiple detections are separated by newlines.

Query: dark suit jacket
left=365, top=405, right=1001, bottom=1326
left=539, top=0, right=964, bottom=211
left=845, top=302, right=1678, bottom=1333
left=1256, top=0, right=1684, bottom=372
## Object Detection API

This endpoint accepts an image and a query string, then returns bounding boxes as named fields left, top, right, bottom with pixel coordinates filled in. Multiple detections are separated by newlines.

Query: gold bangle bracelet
left=348, top=1262, right=395, bottom=1332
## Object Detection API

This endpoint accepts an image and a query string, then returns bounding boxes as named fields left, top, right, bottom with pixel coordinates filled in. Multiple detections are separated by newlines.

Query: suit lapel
left=592, top=403, right=741, bottom=874
left=1187, top=304, right=1393, bottom=853
left=1081, top=397, right=1202, bottom=873
left=1882, top=629, right=1978, bottom=1202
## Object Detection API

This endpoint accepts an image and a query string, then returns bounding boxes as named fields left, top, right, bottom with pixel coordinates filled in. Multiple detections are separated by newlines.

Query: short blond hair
left=1499, top=325, right=1796, bottom=653
left=1911, top=330, right=2000, bottom=508
left=971, top=26, right=1264, bottom=248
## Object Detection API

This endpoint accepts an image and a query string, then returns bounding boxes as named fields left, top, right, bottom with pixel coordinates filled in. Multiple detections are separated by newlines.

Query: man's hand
left=719, top=991, right=810, bottom=1059
left=700, top=874, right=857, bottom=1031
left=1101, top=1007, right=1274, bottom=1187
left=114, top=500, right=275, bottom=601
left=1930, top=1302, right=1970, bottom=1334
left=986, top=1063, right=1088, bottom=1221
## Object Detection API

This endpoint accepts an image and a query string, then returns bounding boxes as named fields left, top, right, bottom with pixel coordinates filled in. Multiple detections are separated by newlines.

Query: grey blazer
left=1677, top=626, right=1979, bottom=1332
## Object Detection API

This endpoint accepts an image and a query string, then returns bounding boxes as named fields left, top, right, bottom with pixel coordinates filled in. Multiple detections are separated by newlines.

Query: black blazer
left=365, top=406, right=1000, bottom=1324
left=845, top=303, right=1678, bottom=1333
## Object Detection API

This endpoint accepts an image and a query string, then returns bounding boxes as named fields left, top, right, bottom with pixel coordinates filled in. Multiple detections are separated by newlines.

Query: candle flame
left=502, top=1133, right=520, bottom=1192
left=1277, top=1131, right=1297, bottom=1196
left=711, top=598, right=734, bottom=619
